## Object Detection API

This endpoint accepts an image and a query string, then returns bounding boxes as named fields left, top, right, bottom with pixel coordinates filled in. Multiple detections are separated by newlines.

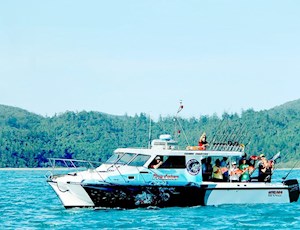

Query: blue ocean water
left=0, top=169, right=299, bottom=229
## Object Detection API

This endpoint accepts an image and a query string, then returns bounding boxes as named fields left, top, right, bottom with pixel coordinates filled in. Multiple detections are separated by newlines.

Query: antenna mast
left=174, top=100, right=190, bottom=146
left=148, top=113, right=152, bottom=149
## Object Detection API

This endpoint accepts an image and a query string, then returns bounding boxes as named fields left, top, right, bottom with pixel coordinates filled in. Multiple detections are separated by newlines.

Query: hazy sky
left=1, top=1, right=300, bottom=119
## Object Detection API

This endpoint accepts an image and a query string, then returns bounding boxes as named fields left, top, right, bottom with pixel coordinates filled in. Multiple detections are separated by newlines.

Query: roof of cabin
left=114, top=148, right=244, bottom=157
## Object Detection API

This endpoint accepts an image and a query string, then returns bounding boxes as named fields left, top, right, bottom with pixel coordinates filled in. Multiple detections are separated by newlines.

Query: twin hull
left=48, top=179, right=299, bottom=208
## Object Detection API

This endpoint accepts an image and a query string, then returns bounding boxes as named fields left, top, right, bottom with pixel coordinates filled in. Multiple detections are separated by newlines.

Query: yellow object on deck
left=186, top=146, right=205, bottom=151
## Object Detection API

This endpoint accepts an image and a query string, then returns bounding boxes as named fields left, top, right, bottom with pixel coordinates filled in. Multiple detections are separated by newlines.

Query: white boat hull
left=48, top=181, right=95, bottom=208
left=203, top=182, right=292, bottom=206
left=48, top=179, right=299, bottom=208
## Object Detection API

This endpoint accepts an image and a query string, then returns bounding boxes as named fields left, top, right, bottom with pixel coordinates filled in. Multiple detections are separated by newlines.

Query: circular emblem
left=186, top=159, right=201, bottom=175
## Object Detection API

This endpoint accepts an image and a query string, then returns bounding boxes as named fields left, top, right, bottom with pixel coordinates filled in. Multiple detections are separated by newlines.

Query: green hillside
left=0, top=100, right=300, bottom=168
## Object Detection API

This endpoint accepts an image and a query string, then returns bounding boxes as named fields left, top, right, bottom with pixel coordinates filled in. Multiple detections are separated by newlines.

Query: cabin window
left=116, top=153, right=135, bottom=165
left=160, top=156, right=186, bottom=169
left=106, top=153, right=135, bottom=165
left=128, top=154, right=151, bottom=167
left=105, top=153, right=124, bottom=164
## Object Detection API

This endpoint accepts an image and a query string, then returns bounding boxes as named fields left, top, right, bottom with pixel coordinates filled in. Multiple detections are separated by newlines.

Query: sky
left=1, top=1, right=300, bottom=119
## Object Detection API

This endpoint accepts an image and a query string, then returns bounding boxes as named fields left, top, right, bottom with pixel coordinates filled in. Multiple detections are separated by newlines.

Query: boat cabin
left=95, top=135, right=245, bottom=186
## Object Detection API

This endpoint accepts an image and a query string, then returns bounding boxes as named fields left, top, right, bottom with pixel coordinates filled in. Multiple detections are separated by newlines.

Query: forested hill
left=0, top=99, right=300, bottom=168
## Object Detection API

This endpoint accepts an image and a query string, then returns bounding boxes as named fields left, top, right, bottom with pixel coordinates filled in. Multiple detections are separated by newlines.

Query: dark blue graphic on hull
left=82, top=184, right=205, bottom=208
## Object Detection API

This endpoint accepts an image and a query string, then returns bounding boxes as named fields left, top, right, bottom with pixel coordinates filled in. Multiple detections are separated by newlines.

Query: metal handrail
left=47, top=158, right=106, bottom=182
left=48, top=157, right=102, bottom=166
left=47, top=158, right=164, bottom=185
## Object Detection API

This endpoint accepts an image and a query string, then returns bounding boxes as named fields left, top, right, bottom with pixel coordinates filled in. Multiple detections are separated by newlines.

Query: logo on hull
left=186, top=159, right=201, bottom=175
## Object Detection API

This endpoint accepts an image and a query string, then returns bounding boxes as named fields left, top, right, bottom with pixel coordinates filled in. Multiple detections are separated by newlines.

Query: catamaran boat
left=47, top=134, right=299, bottom=209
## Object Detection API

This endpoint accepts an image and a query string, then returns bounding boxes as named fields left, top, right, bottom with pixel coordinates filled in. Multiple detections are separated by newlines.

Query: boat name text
left=268, top=190, right=283, bottom=197
left=153, top=174, right=179, bottom=180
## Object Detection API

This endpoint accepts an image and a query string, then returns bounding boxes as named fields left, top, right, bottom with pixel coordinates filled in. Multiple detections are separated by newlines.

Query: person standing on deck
left=258, top=154, right=273, bottom=182
left=229, top=161, right=241, bottom=182
left=239, top=158, right=250, bottom=182
left=220, top=157, right=229, bottom=182
left=212, top=159, right=223, bottom=182
left=203, top=157, right=213, bottom=181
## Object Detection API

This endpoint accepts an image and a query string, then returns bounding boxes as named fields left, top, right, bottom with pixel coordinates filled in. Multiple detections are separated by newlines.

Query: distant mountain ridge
left=270, top=98, right=300, bottom=112
left=2, top=98, right=300, bottom=119
left=0, top=99, right=300, bottom=168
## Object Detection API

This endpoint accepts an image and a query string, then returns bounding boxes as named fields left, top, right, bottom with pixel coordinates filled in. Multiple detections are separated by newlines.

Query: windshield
left=105, top=153, right=124, bottom=164
left=106, top=153, right=135, bottom=165
left=116, top=153, right=135, bottom=165
left=128, top=154, right=151, bottom=167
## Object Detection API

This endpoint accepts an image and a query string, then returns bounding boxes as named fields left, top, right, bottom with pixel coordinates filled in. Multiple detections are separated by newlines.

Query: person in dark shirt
left=258, top=154, right=273, bottom=182
left=203, top=157, right=212, bottom=181
left=149, top=156, right=163, bottom=169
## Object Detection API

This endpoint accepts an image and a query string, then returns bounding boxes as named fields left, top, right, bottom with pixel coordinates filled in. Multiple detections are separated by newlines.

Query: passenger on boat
left=203, top=157, right=213, bottom=181
left=258, top=154, right=273, bottom=182
left=239, top=158, right=250, bottom=182
left=248, top=154, right=258, bottom=167
left=238, top=153, right=255, bottom=175
left=229, top=161, right=241, bottom=182
left=220, top=157, right=229, bottom=182
left=149, top=156, right=163, bottom=169
left=201, top=158, right=207, bottom=179
left=238, top=153, right=252, bottom=166
left=212, top=159, right=223, bottom=182
left=198, top=132, right=209, bottom=150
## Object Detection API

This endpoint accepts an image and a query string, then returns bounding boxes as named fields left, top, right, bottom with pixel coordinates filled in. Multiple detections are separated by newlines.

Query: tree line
left=0, top=99, right=300, bottom=168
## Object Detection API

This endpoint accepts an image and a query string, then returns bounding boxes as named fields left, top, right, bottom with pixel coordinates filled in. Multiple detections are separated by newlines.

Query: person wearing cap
left=229, top=161, right=241, bottom=182
left=149, top=156, right=163, bottom=169
left=258, top=154, right=273, bottom=182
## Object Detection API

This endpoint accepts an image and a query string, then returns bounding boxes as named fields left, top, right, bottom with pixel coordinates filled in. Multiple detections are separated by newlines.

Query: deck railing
left=46, top=158, right=153, bottom=184
left=46, top=158, right=106, bottom=181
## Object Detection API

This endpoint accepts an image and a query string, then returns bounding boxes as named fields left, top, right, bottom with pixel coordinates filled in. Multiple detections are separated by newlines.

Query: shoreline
left=0, top=168, right=70, bottom=171
left=0, top=167, right=299, bottom=171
